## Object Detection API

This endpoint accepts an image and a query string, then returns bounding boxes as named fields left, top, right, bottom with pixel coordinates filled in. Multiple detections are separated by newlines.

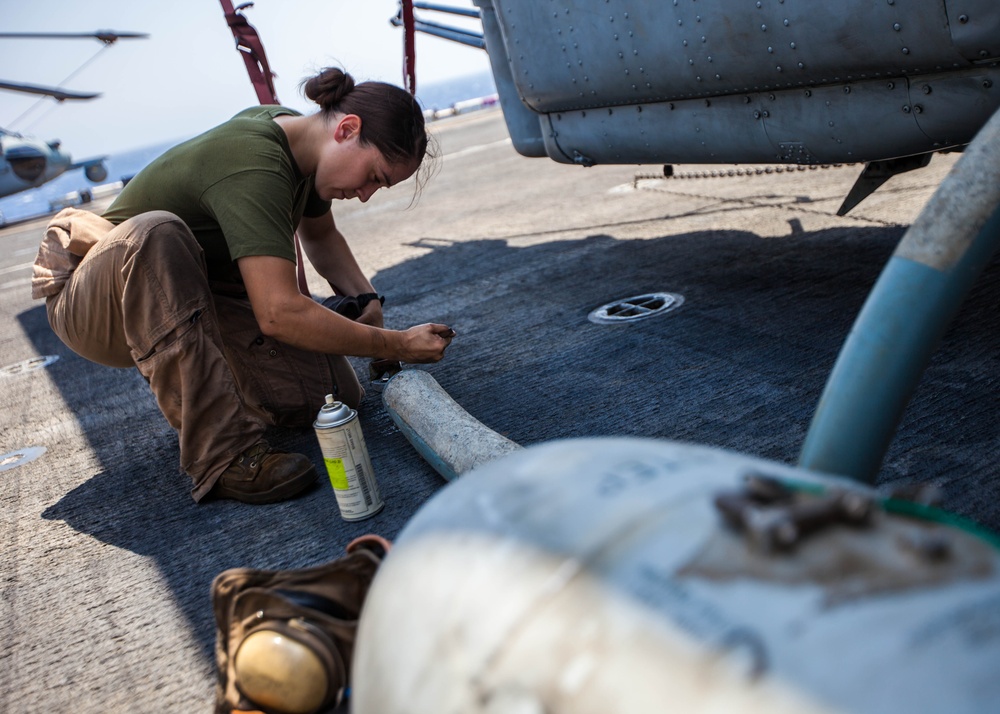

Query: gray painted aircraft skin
left=474, top=0, right=1000, bottom=167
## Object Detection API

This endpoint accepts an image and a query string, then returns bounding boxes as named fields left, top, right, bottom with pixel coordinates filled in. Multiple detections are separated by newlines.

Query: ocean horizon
left=0, top=70, right=496, bottom=226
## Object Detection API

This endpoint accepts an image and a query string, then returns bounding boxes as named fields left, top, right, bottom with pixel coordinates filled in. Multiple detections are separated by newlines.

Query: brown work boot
left=210, top=440, right=317, bottom=504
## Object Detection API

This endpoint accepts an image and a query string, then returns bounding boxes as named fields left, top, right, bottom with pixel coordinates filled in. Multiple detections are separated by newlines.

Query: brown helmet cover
left=211, top=535, right=391, bottom=714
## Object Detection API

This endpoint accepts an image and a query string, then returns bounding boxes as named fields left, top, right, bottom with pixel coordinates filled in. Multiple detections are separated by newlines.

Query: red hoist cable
left=219, top=0, right=310, bottom=294
left=219, top=0, right=279, bottom=105
left=401, top=0, right=418, bottom=96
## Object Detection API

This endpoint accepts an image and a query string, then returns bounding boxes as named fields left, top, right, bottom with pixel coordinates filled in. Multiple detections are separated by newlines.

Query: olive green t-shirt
left=103, top=106, right=331, bottom=285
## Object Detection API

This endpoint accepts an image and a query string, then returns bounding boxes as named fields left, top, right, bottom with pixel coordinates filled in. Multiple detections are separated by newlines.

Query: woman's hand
left=239, top=255, right=454, bottom=362
left=397, top=324, right=455, bottom=363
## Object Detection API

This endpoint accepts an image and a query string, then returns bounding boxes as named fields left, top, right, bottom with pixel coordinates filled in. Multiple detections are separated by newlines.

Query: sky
left=0, top=0, right=492, bottom=159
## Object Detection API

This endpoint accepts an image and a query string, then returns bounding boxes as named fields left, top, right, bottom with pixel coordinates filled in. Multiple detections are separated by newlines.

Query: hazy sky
left=0, top=0, right=492, bottom=159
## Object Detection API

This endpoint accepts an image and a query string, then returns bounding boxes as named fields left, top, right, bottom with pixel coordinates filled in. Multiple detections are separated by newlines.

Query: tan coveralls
left=33, top=207, right=361, bottom=501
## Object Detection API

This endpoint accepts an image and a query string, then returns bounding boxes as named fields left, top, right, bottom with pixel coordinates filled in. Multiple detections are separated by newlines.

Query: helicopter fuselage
left=0, top=132, right=108, bottom=199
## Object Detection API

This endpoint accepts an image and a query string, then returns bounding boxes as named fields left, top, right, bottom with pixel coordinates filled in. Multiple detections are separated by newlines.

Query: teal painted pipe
left=800, top=108, right=1000, bottom=482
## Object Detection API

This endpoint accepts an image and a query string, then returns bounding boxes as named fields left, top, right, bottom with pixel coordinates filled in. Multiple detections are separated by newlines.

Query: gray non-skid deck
left=1, top=109, right=997, bottom=711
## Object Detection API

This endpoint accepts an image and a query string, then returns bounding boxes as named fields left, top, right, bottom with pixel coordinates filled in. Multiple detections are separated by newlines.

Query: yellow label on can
left=324, top=457, right=349, bottom=490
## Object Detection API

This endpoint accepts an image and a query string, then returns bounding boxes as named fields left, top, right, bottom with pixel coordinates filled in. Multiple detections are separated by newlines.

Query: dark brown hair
left=302, top=67, right=429, bottom=169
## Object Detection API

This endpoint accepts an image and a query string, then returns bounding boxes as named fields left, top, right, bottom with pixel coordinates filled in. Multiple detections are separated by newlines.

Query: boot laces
left=238, top=440, right=271, bottom=469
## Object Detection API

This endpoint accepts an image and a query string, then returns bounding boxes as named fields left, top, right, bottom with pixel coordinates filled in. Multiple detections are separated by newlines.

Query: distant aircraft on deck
left=0, top=30, right=148, bottom=200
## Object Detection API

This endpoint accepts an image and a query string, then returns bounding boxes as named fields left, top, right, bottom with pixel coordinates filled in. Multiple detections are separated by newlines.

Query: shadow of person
left=30, top=222, right=1000, bottom=666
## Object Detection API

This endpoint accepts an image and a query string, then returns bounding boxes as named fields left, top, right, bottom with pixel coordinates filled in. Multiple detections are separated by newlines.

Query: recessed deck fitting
left=0, top=447, right=47, bottom=473
left=588, top=292, right=685, bottom=324
left=0, top=355, right=59, bottom=377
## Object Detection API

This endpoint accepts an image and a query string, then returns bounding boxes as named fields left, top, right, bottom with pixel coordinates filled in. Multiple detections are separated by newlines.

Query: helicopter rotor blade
left=0, top=80, right=100, bottom=101
left=0, top=31, right=149, bottom=45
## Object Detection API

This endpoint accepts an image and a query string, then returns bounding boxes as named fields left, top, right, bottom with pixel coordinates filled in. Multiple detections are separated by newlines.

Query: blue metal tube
left=412, top=1, right=481, bottom=18
left=389, top=16, right=485, bottom=49
left=799, top=107, right=1000, bottom=482
left=411, top=20, right=485, bottom=49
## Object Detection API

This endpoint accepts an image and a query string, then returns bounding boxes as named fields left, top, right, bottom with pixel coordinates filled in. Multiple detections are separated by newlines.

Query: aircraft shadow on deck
left=25, top=222, right=1000, bottom=659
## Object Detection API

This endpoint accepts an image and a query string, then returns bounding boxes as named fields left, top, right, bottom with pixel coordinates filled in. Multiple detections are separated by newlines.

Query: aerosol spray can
left=313, top=394, right=384, bottom=521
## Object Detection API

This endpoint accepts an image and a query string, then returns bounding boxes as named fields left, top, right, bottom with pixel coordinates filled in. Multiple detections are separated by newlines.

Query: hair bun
left=303, top=67, right=356, bottom=110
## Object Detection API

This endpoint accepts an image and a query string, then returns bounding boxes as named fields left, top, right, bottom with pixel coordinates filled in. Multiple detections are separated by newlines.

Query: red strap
left=219, top=0, right=279, bottom=105
left=401, top=0, right=417, bottom=95
left=219, top=0, right=310, bottom=295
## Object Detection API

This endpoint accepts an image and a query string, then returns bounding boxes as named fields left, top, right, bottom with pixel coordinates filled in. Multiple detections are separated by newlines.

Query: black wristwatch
left=357, top=293, right=385, bottom=309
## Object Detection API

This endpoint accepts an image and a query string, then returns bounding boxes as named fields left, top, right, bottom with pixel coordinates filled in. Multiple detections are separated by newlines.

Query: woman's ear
left=334, top=114, right=363, bottom=143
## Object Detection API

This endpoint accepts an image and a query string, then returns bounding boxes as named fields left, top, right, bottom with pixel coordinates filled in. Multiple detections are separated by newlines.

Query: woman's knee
left=338, top=376, right=365, bottom=410
left=121, top=210, right=189, bottom=233
left=117, top=212, right=207, bottom=291
left=331, top=356, right=364, bottom=409
left=120, top=211, right=200, bottom=255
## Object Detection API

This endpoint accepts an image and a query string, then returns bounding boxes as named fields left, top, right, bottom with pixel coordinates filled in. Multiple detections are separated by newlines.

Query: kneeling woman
left=37, top=67, right=454, bottom=504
